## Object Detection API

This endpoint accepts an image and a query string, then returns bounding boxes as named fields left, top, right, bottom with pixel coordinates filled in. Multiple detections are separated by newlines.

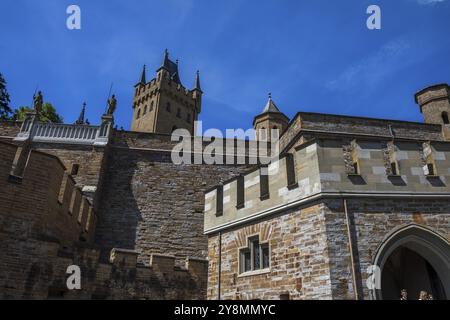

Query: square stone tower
left=131, top=49, right=202, bottom=135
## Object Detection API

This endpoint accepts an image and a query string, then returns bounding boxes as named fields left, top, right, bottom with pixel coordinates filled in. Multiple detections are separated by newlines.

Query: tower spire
left=139, top=64, right=146, bottom=84
left=75, top=102, right=86, bottom=125
left=194, top=70, right=202, bottom=92
left=160, top=48, right=170, bottom=70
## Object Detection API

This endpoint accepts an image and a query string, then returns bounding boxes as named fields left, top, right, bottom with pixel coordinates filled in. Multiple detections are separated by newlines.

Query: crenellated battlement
left=0, top=140, right=96, bottom=245
left=204, top=137, right=450, bottom=233
left=204, top=140, right=321, bottom=233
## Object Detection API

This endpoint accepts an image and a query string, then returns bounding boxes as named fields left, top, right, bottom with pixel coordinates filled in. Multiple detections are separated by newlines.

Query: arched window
left=136, top=108, right=141, bottom=119
left=143, top=105, right=147, bottom=115
left=442, top=112, right=449, bottom=124
left=150, top=101, right=154, bottom=111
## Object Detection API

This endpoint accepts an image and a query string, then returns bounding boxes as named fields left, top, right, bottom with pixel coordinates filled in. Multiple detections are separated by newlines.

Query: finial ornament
left=33, top=90, right=43, bottom=114
left=107, top=94, right=117, bottom=115
left=75, top=101, right=87, bottom=125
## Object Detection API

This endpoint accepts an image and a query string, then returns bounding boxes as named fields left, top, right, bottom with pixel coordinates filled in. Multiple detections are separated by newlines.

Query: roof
left=261, top=94, right=282, bottom=114
left=157, top=49, right=181, bottom=84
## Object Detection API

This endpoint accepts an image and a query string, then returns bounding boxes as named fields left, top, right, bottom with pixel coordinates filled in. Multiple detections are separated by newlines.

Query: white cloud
left=326, top=38, right=412, bottom=93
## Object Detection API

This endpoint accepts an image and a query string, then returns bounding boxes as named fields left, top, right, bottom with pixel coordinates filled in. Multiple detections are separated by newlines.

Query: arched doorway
left=372, top=224, right=450, bottom=300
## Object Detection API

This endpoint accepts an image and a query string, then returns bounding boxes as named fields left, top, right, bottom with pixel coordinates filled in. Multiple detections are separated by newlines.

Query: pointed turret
left=261, top=93, right=281, bottom=113
left=156, top=49, right=181, bottom=84
left=139, top=64, right=146, bottom=84
left=161, top=48, right=170, bottom=70
left=75, top=102, right=87, bottom=125
left=193, top=70, right=202, bottom=93
left=253, top=93, right=289, bottom=141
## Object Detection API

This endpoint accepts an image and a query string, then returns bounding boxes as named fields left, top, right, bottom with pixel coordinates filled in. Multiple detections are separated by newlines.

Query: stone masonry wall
left=207, top=203, right=333, bottom=300
left=0, top=235, right=207, bottom=299
left=32, top=142, right=108, bottom=209
left=340, top=198, right=450, bottom=300
left=0, top=120, right=21, bottom=141
left=95, top=145, right=253, bottom=265
left=0, top=140, right=208, bottom=299
left=0, top=141, right=95, bottom=246
left=207, top=197, right=450, bottom=300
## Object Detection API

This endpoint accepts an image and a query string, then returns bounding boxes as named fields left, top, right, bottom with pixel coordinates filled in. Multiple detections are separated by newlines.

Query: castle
left=0, top=50, right=449, bottom=299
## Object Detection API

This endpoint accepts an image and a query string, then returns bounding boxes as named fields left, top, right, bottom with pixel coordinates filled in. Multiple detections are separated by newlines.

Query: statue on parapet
left=33, top=91, right=43, bottom=114
left=107, top=94, right=117, bottom=115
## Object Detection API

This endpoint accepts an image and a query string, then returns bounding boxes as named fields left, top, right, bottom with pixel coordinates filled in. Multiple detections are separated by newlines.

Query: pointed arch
left=371, top=224, right=450, bottom=300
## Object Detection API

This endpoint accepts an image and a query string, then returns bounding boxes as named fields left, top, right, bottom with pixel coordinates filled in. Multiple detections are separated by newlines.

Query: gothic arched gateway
left=371, top=224, right=450, bottom=300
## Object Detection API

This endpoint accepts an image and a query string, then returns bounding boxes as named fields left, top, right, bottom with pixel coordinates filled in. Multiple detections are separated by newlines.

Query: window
left=186, top=113, right=191, bottom=123
left=166, top=102, right=171, bottom=112
left=352, top=161, right=359, bottom=175
left=150, top=101, right=154, bottom=111
left=442, top=112, right=449, bottom=124
left=427, top=163, right=435, bottom=176
left=143, top=105, right=147, bottom=115
left=70, top=164, right=79, bottom=176
left=176, top=108, right=181, bottom=118
left=390, top=162, right=399, bottom=176
left=136, top=108, right=141, bottom=119
left=239, top=236, right=270, bottom=273
left=259, top=127, right=266, bottom=141
left=279, top=293, right=290, bottom=300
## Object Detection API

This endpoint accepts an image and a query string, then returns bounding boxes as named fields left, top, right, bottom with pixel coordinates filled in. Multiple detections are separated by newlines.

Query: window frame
left=238, top=234, right=270, bottom=275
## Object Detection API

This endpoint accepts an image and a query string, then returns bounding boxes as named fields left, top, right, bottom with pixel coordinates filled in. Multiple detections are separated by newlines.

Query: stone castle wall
left=205, top=135, right=450, bottom=300
left=0, top=120, right=21, bottom=141
left=0, top=139, right=208, bottom=299
left=95, top=131, right=255, bottom=265
left=0, top=140, right=95, bottom=246
left=207, top=198, right=450, bottom=300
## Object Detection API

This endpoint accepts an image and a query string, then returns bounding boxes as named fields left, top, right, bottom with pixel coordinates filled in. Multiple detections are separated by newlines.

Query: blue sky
left=1, top=0, right=449, bottom=132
